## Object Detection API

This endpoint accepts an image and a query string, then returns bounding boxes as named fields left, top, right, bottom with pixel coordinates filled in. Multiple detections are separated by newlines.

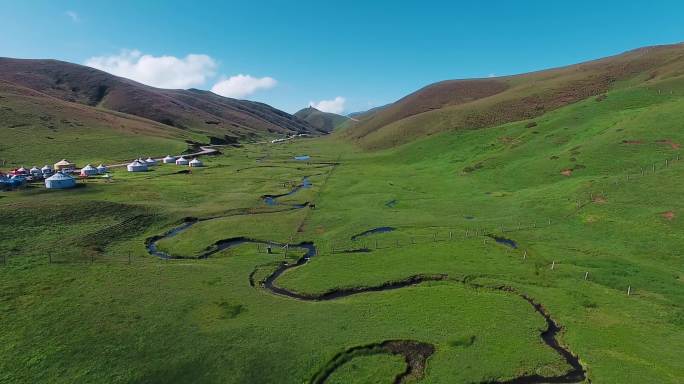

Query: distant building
left=54, top=159, right=75, bottom=172
left=80, top=164, right=99, bottom=177
left=189, top=158, right=203, bottom=167
left=41, top=165, right=53, bottom=176
left=175, top=156, right=189, bottom=166
left=163, top=155, right=176, bottom=164
left=45, top=172, right=76, bottom=189
left=145, top=157, right=157, bottom=166
left=127, top=160, right=148, bottom=172
left=96, top=164, right=108, bottom=174
left=29, top=166, right=43, bottom=178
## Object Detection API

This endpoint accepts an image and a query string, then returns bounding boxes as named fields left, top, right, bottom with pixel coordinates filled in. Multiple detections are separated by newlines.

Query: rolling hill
left=345, top=43, right=684, bottom=149
left=0, top=57, right=321, bottom=165
left=294, top=106, right=350, bottom=132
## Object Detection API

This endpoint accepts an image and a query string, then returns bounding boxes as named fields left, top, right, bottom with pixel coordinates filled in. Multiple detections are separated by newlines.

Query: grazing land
left=2, top=50, right=684, bottom=384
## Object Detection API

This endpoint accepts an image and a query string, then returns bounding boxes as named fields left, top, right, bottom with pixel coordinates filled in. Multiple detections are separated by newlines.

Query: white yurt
left=145, top=157, right=157, bottom=166
left=163, top=155, right=176, bottom=164
left=96, top=164, right=108, bottom=174
left=175, top=156, right=189, bottom=166
left=127, top=160, right=148, bottom=172
left=41, top=165, right=53, bottom=176
left=80, top=164, right=99, bottom=177
left=29, top=166, right=42, bottom=177
left=45, top=172, right=76, bottom=189
left=189, top=158, right=204, bottom=167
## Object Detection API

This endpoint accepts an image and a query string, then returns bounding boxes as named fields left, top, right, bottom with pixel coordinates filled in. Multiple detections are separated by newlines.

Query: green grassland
left=1, top=78, right=683, bottom=383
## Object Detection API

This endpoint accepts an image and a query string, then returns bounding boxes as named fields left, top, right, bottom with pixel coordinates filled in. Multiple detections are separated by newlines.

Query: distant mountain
left=345, top=43, right=684, bottom=149
left=346, top=104, right=388, bottom=119
left=294, top=106, right=350, bottom=132
left=0, top=58, right=322, bottom=146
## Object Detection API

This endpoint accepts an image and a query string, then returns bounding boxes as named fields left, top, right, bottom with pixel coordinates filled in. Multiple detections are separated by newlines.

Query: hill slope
left=0, top=58, right=322, bottom=144
left=345, top=43, right=684, bottom=149
left=294, top=106, right=350, bottom=132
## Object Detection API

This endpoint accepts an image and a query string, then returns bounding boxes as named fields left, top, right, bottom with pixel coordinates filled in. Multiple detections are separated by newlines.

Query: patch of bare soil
left=561, top=169, right=573, bottom=176
left=592, top=195, right=607, bottom=204
left=655, top=139, right=681, bottom=149
left=661, top=211, right=675, bottom=220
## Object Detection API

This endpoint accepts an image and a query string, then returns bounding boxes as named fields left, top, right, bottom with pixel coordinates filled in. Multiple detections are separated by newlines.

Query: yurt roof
left=55, top=159, right=72, bottom=166
left=164, top=155, right=175, bottom=159
left=82, top=164, right=96, bottom=170
left=41, top=165, right=52, bottom=170
left=30, top=166, right=40, bottom=171
left=129, top=160, right=144, bottom=166
left=97, top=164, right=107, bottom=169
left=46, top=172, right=74, bottom=181
left=17, top=167, right=27, bottom=172
left=190, top=158, right=202, bottom=164
left=177, top=156, right=187, bottom=160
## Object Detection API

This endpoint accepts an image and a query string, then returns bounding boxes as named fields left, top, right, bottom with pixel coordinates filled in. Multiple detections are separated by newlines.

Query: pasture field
left=1, top=80, right=683, bottom=383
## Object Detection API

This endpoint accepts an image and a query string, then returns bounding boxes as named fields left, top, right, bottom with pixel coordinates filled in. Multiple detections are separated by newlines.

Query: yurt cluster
left=1, top=154, right=205, bottom=191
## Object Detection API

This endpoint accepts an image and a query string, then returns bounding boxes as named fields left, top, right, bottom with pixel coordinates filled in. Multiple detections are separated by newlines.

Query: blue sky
left=1, top=0, right=683, bottom=114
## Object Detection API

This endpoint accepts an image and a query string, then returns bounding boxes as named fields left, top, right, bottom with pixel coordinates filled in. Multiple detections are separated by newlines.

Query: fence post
left=551, top=260, right=555, bottom=270
left=128, top=251, right=132, bottom=264
left=627, top=285, right=631, bottom=296
left=584, top=271, right=588, bottom=280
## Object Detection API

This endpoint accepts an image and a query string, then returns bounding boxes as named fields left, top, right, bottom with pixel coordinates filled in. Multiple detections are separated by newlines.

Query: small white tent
left=163, top=155, right=176, bottom=164
left=45, top=172, right=76, bottom=189
left=145, top=157, right=157, bottom=166
left=189, top=158, right=204, bottom=167
left=127, top=160, right=148, bottom=172
left=96, top=164, right=108, bottom=174
left=175, top=156, right=189, bottom=166
left=80, top=164, right=99, bottom=177
left=29, top=166, right=42, bottom=177
left=41, top=165, right=53, bottom=176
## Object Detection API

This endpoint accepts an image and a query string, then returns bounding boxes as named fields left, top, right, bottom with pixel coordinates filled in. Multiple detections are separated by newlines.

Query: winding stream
left=144, top=179, right=586, bottom=383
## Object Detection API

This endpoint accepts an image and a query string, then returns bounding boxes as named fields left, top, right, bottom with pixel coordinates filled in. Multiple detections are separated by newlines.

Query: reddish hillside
left=0, top=58, right=321, bottom=143
left=345, top=43, right=684, bottom=149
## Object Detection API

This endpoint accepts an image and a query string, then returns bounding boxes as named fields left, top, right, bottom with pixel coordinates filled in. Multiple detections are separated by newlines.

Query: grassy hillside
left=0, top=80, right=195, bottom=166
left=346, top=43, right=684, bottom=149
left=294, top=107, right=350, bottom=132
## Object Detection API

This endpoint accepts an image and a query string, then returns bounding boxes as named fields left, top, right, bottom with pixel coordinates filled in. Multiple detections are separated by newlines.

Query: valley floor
left=2, top=82, right=684, bottom=384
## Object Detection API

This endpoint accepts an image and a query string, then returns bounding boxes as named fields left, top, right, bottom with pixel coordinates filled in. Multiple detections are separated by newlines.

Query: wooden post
left=523, top=250, right=527, bottom=260
left=551, top=260, right=555, bottom=270
left=584, top=271, right=588, bottom=280
left=433, top=233, right=436, bottom=242
left=665, top=159, right=669, bottom=167
left=548, top=219, right=551, bottom=225
left=627, top=286, right=631, bottom=296
left=449, top=231, right=452, bottom=240
left=284, top=244, right=288, bottom=258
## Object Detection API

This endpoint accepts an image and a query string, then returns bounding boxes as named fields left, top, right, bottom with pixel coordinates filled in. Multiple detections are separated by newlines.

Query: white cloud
left=65, top=10, right=80, bottom=23
left=84, top=50, right=217, bottom=89
left=210, top=74, right=277, bottom=99
left=309, top=96, right=346, bottom=114
left=487, top=73, right=496, bottom=78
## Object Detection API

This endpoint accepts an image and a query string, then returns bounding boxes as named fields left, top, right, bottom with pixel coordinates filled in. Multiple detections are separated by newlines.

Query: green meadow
left=1, top=79, right=683, bottom=383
